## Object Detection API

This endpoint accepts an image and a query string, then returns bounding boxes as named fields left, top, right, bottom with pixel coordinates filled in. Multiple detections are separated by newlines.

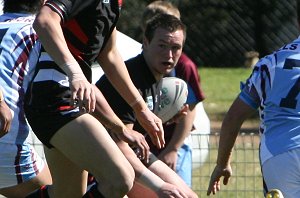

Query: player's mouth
left=162, top=61, right=173, bottom=68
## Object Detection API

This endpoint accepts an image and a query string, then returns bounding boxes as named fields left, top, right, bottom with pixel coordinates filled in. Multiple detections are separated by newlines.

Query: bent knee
left=101, top=175, right=134, bottom=197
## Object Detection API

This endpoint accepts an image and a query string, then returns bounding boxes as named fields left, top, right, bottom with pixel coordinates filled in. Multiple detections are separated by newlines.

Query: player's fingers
left=0, top=121, right=9, bottom=138
left=70, top=90, right=77, bottom=107
left=154, top=120, right=165, bottom=148
left=178, top=190, right=188, bottom=198
left=140, top=138, right=150, bottom=162
left=223, top=176, right=230, bottom=185
left=3, top=121, right=9, bottom=133
left=0, top=120, right=5, bottom=133
left=173, top=189, right=186, bottom=198
left=207, top=183, right=213, bottom=195
left=89, top=86, right=96, bottom=112
left=148, top=132, right=161, bottom=149
left=207, top=179, right=219, bottom=195
left=83, top=86, right=93, bottom=113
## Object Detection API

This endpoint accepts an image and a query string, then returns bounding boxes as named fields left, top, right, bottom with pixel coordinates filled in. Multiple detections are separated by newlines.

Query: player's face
left=143, top=27, right=184, bottom=79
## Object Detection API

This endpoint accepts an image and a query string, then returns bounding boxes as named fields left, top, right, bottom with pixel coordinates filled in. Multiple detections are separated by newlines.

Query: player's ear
left=143, top=37, right=150, bottom=48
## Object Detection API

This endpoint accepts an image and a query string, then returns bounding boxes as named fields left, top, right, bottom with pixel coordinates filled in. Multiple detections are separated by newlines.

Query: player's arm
left=0, top=88, right=12, bottom=138
left=33, top=4, right=95, bottom=113
left=97, top=28, right=165, bottom=149
left=91, top=85, right=150, bottom=161
left=112, top=123, right=188, bottom=198
left=158, top=103, right=196, bottom=170
left=207, top=97, right=256, bottom=195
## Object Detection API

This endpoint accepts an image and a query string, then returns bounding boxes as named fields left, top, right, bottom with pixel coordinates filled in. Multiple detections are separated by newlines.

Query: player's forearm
left=216, top=115, right=239, bottom=167
left=166, top=106, right=196, bottom=151
left=216, top=97, right=255, bottom=167
left=115, top=139, right=164, bottom=191
left=91, top=85, right=125, bottom=131
left=98, top=30, right=147, bottom=111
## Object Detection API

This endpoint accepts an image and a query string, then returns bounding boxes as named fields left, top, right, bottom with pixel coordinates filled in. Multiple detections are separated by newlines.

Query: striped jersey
left=239, top=37, right=300, bottom=164
left=0, top=13, right=40, bottom=144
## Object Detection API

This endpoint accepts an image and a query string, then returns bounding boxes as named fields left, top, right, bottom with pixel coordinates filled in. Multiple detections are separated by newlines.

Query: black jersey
left=96, top=53, right=158, bottom=135
left=45, top=0, right=121, bottom=81
left=24, top=0, right=122, bottom=148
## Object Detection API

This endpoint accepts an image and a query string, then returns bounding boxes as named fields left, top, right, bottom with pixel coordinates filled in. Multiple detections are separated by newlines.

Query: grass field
left=199, top=67, right=254, bottom=121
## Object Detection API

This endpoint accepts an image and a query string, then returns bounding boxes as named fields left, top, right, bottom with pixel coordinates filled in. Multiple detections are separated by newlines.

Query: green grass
left=199, top=67, right=255, bottom=121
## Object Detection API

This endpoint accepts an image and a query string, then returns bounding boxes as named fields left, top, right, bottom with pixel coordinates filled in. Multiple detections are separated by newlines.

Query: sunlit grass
left=199, top=67, right=253, bottom=121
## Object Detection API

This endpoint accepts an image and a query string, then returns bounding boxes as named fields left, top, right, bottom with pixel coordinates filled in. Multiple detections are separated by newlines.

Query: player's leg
left=43, top=146, right=88, bottom=198
left=262, top=148, right=300, bottom=198
left=0, top=143, right=52, bottom=198
left=146, top=154, right=197, bottom=198
left=0, top=166, right=51, bottom=198
left=50, top=113, right=134, bottom=198
left=176, top=139, right=192, bottom=187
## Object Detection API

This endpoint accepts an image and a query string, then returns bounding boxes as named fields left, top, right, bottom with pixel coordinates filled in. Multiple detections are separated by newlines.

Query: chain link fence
left=118, top=0, right=300, bottom=67
left=191, top=132, right=262, bottom=197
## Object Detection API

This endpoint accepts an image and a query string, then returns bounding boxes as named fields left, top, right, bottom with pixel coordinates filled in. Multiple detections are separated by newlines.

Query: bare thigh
left=49, top=114, right=134, bottom=196
left=0, top=163, right=52, bottom=198
left=44, top=147, right=87, bottom=198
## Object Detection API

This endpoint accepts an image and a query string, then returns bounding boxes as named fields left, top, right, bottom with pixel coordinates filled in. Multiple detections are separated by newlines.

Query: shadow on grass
left=208, top=112, right=260, bottom=134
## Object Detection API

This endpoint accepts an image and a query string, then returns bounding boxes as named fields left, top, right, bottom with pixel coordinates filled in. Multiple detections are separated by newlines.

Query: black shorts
left=24, top=68, right=84, bottom=148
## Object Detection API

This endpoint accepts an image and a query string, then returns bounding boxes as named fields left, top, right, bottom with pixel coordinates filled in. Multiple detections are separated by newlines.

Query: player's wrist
left=216, top=159, right=230, bottom=168
left=130, top=96, right=147, bottom=111
left=60, top=61, right=86, bottom=82
left=107, top=122, right=126, bottom=134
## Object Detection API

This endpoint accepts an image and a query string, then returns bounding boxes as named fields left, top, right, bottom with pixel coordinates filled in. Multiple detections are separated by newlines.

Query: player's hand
left=0, top=101, right=12, bottom=138
left=157, top=183, right=188, bottom=198
left=207, top=164, right=232, bottom=196
left=158, top=150, right=178, bottom=171
left=165, top=104, right=189, bottom=125
left=70, top=79, right=96, bottom=113
left=135, top=107, right=165, bottom=149
left=113, top=127, right=150, bottom=162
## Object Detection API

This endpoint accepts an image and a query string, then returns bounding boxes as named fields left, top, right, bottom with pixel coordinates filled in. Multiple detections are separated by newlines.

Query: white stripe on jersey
left=34, top=69, right=70, bottom=87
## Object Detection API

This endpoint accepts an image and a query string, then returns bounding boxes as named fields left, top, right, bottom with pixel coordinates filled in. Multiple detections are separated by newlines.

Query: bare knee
left=99, top=173, right=134, bottom=197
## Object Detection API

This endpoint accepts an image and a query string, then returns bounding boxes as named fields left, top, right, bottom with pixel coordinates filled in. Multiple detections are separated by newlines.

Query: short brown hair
left=142, top=1, right=180, bottom=30
left=144, top=13, right=186, bottom=43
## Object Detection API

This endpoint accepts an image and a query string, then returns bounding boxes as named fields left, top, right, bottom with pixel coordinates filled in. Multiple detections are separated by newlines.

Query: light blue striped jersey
left=0, top=13, right=40, bottom=144
left=240, top=37, right=300, bottom=164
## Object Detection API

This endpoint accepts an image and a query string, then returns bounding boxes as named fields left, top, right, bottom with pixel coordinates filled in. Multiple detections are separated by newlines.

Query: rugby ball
left=154, top=77, right=188, bottom=123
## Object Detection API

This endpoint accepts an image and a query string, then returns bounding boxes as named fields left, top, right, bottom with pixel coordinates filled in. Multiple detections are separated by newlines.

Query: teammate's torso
left=247, top=37, right=300, bottom=163
left=0, top=13, right=40, bottom=144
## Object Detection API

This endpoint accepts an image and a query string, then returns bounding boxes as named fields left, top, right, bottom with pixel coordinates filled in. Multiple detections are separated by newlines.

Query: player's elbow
left=33, top=7, right=61, bottom=36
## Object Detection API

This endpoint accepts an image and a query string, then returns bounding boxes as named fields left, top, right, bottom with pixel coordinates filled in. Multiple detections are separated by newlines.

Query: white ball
left=154, top=77, right=188, bottom=123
